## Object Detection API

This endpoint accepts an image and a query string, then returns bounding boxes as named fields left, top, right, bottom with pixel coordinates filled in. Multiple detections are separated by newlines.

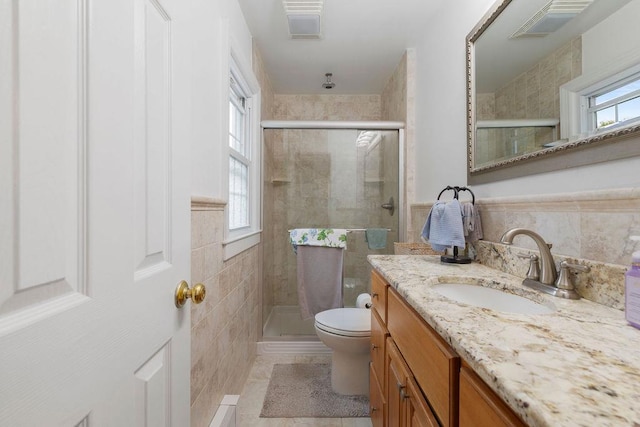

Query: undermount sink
left=431, top=283, right=556, bottom=315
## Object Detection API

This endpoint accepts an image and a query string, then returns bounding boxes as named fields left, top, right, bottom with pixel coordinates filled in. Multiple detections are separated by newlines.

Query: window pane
left=229, top=156, right=249, bottom=230
left=595, top=79, right=640, bottom=105
left=618, top=96, right=640, bottom=123
left=596, top=106, right=616, bottom=129
left=229, top=101, right=244, bottom=153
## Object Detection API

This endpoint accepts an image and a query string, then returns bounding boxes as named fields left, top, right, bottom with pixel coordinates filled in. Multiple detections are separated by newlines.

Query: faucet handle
left=517, top=253, right=540, bottom=281
left=555, top=261, right=590, bottom=296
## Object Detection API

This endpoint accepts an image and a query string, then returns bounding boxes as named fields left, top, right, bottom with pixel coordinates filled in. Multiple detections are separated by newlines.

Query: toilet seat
left=315, top=308, right=371, bottom=337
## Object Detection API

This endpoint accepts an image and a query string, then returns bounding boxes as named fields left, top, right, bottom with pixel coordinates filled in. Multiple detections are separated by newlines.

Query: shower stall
left=261, top=121, right=403, bottom=342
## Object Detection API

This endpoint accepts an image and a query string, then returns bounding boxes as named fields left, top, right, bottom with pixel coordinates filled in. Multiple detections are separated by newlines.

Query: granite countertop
left=368, top=255, right=640, bottom=427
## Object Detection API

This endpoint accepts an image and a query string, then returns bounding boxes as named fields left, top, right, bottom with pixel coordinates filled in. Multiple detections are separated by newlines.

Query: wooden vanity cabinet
left=370, top=268, right=528, bottom=427
left=459, top=364, right=526, bottom=427
left=387, top=287, right=459, bottom=427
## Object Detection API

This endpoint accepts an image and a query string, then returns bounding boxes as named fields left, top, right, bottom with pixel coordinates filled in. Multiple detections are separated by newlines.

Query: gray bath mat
left=260, top=363, right=369, bottom=418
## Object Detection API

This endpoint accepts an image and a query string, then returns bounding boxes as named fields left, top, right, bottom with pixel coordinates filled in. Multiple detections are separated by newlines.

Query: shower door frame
left=259, top=120, right=405, bottom=346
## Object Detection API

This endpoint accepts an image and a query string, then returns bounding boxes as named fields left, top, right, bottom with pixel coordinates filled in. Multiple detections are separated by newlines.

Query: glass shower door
left=262, top=127, right=400, bottom=339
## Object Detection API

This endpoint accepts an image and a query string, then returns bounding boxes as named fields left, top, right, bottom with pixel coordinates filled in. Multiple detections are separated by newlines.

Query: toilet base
left=330, top=350, right=370, bottom=395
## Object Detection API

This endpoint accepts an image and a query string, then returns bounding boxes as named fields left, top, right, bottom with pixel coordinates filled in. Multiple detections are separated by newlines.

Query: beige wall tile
left=412, top=188, right=640, bottom=308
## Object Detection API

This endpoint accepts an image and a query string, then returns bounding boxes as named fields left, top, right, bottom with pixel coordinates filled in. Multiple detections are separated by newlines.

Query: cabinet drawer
left=371, top=309, right=388, bottom=387
left=370, top=362, right=386, bottom=427
left=387, top=287, right=460, bottom=427
left=459, top=365, right=526, bottom=427
left=371, top=269, right=389, bottom=323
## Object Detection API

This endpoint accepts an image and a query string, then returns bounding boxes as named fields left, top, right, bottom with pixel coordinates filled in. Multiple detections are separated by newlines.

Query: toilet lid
left=315, top=308, right=371, bottom=337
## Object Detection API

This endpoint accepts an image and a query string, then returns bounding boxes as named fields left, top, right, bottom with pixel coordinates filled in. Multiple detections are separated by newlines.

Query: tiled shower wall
left=382, top=49, right=416, bottom=243
left=263, top=128, right=398, bottom=310
left=189, top=199, right=261, bottom=427
left=253, top=41, right=276, bottom=327
left=264, top=95, right=383, bottom=311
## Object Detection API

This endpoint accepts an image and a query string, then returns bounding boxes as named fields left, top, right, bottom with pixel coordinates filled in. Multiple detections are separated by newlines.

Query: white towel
left=421, top=200, right=466, bottom=252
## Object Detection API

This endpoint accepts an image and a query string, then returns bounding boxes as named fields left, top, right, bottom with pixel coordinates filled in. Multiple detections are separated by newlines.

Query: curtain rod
left=262, top=120, right=404, bottom=130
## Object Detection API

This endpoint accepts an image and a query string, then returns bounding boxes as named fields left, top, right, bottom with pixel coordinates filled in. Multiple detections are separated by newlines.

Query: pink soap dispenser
left=626, top=248, right=640, bottom=329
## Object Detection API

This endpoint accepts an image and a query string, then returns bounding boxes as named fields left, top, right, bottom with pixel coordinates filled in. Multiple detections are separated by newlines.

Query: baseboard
left=257, top=341, right=331, bottom=355
left=209, top=395, right=239, bottom=427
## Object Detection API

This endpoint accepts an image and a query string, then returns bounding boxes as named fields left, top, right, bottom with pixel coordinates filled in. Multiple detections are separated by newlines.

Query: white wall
left=191, top=0, right=254, bottom=199
left=582, top=0, right=640, bottom=75
left=413, top=0, right=640, bottom=201
left=413, top=0, right=495, bottom=201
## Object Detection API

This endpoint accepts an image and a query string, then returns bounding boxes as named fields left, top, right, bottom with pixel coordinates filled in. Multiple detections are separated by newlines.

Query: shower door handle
left=381, top=197, right=394, bottom=216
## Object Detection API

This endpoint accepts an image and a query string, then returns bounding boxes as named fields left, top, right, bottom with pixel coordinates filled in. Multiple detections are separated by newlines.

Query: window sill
left=222, top=230, right=261, bottom=260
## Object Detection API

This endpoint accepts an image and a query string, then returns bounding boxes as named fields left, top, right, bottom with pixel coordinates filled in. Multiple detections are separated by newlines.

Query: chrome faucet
left=500, top=228, right=557, bottom=285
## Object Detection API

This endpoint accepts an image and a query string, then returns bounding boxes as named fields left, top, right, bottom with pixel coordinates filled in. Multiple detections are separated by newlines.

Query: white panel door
left=0, top=0, right=192, bottom=425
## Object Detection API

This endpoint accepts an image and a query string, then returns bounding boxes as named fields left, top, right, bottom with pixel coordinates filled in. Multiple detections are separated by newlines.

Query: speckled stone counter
left=368, top=255, right=640, bottom=427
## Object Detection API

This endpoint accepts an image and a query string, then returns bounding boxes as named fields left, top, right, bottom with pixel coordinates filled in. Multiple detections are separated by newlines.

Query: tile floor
left=237, top=353, right=373, bottom=427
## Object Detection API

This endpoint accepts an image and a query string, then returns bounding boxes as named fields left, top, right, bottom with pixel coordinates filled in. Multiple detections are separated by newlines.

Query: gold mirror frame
left=466, top=0, right=640, bottom=184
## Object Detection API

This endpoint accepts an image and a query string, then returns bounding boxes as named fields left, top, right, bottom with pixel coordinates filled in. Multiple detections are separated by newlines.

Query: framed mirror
left=467, top=0, right=640, bottom=183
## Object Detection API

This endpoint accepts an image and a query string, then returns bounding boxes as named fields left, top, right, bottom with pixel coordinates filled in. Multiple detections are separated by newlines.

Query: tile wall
left=409, top=188, right=640, bottom=308
left=189, top=43, right=275, bottom=427
left=382, top=49, right=416, bottom=243
left=190, top=199, right=261, bottom=427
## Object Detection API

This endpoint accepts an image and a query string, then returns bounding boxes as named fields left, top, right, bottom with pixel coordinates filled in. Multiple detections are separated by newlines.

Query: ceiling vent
left=282, top=0, right=323, bottom=39
left=511, top=0, right=594, bottom=38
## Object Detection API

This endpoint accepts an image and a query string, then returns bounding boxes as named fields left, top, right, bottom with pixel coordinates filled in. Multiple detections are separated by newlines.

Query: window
left=560, top=56, right=640, bottom=140
left=223, top=55, right=261, bottom=260
left=229, top=79, right=250, bottom=230
left=588, top=75, right=640, bottom=131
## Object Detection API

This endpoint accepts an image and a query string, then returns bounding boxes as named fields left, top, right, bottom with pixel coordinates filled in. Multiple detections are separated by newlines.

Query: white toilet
left=314, top=307, right=371, bottom=395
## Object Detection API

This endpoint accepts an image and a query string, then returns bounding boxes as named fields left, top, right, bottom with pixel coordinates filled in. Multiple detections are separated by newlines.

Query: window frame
left=223, top=48, right=262, bottom=260
left=560, top=52, right=640, bottom=141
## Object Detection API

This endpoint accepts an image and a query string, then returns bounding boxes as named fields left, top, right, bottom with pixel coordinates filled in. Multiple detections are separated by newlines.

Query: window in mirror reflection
left=589, top=75, right=640, bottom=130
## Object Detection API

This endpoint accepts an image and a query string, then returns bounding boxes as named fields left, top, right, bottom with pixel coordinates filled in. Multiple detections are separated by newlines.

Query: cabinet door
left=406, top=377, right=439, bottom=427
left=387, top=338, right=411, bottom=427
left=459, top=366, right=526, bottom=427
left=370, top=363, right=386, bottom=427
left=372, top=269, right=389, bottom=323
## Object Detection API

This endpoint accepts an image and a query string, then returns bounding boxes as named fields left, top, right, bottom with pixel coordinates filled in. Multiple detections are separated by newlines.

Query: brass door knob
left=175, top=280, right=206, bottom=308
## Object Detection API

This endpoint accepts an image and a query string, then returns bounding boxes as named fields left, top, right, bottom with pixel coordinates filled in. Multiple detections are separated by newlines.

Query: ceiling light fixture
left=511, top=0, right=594, bottom=38
left=322, top=73, right=335, bottom=89
left=282, top=0, right=324, bottom=39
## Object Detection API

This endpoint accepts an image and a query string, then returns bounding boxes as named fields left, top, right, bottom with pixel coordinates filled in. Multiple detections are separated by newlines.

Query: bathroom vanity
left=368, top=255, right=640, bottom=427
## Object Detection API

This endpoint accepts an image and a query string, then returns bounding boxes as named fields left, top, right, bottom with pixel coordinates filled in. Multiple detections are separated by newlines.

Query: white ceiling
left=236, top=0, right=445, bottom=94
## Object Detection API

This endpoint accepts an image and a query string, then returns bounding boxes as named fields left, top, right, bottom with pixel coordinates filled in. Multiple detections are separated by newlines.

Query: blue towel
left=365, top=228, right=388, bottom=250
left=421, top=200, right=465, bottom=252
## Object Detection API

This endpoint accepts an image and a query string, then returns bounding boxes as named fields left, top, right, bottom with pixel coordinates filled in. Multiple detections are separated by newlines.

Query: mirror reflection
left=468, top=0, right=640, bottom=173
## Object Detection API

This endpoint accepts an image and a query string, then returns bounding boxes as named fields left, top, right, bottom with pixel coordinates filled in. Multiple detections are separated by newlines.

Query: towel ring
left=437, top=185, right=475, bottom=204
